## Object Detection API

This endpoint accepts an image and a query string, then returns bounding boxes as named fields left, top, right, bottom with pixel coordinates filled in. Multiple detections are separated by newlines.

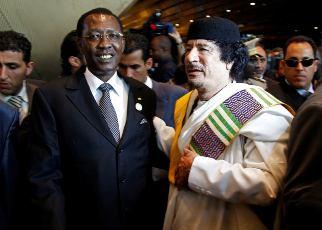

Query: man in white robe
left=154, top=16, right=294, bottom=230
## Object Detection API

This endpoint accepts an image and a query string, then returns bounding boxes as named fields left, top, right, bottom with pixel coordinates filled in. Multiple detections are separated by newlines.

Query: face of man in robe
left=184, top=39, right=232, bottom=98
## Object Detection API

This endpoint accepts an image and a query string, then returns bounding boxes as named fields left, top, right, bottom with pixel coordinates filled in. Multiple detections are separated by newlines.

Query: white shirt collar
left=0, top=80, right=28, bottom=103
left=285, top=79, right=314, bottom=95
left=84, top=67, right=123, bottom=95
left=145, top=76, right=153, bottom=89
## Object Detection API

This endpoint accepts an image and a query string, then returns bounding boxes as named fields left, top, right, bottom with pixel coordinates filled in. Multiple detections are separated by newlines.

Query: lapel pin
left=135, top=103, right=142, bottom=111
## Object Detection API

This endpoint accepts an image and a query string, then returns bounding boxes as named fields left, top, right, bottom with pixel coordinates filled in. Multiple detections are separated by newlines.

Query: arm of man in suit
left=27, top=88, right=65, bottom=230
left=0, top=104, right=19, bottom=229
left=282, top=102, right=322, bottom=229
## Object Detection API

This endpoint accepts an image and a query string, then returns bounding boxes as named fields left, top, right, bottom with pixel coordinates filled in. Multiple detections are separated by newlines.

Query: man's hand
left=168, top=28, right=182, bottom=44
left=175, top=147, right=198, bottom=190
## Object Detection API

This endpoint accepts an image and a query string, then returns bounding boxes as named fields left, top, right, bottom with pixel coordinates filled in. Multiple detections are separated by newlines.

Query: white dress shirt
left=144, top=76, right=153, bottom=89
left=84, top=68, right=129, bottom=137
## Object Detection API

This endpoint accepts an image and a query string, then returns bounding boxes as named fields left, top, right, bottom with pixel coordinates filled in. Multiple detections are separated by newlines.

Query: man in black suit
left=0, top=101, right=19, bottom=230
left=275, top=82, right=322, bottom=229
left=267, top=35, right=319, bottom=111
left=27, top=8, right=157, bottom=230
left=0, top=30, right=44, bottom=124
left=119, top=32, right=187, bottom=229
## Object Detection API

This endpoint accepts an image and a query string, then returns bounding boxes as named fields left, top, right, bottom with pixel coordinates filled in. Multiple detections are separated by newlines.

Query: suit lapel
left=26, top=80, right=38, bottom=113
left=65, top=74, right=117, bottom=146
left=121, top=77, right=149, bottom=145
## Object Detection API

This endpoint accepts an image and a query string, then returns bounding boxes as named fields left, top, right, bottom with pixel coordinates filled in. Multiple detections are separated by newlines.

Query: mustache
left=185, top=63, right=204, bottom=71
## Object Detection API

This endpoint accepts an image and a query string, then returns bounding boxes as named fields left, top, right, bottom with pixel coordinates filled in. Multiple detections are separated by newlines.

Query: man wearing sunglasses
left=267, top=35, right=319, bottom=111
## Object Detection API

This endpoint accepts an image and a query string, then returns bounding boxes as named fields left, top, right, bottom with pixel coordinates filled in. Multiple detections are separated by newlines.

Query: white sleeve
left=188, top=105, right=292, bottom=205
left=153, top=116, right=175, bottom=156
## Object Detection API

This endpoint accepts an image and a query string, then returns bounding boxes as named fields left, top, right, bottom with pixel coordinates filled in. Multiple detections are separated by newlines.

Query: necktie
left=98, top=83, right=120, bottom=142
left=304, top=91, right=312, bottom=98
left=8, top=95, right=23, bottom=110
left=298, top=90, right=312, bottom=98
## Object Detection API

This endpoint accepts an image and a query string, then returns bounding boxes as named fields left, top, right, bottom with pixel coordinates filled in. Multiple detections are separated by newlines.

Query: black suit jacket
left=277, top=84, right=322, bottom=229
left=0, top=101, right=19, bottom=230
left=25, top=79, right=46, bottom=115
left=266, top=78, right=308, bottom=112
left=27, top=72, right=156, bottom=230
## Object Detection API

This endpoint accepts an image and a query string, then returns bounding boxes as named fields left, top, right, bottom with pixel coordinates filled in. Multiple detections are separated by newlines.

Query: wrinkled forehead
left=83, top=13, right=121, bottom=32
left=254, top=46, right=267, bottom=57
left=0, top=50, right=25, bottom=62
left=186, top=39, right=217, bottom=48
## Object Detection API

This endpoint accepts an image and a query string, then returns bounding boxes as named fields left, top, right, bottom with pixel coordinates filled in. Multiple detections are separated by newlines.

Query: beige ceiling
left=0, top=0, right=135, bottom=81
left=1, top=0, right=321, bottom=81
left=120, top=0, right=321, bottom=49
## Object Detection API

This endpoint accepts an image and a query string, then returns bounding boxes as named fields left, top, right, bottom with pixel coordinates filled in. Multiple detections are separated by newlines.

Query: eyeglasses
left=82, top=30, right=124, bottom=42
left=284, top=58, right=316, bottom=67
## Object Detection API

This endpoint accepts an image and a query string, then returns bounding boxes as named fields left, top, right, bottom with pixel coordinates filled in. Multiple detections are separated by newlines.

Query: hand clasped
left=174, top=147, right=197, bottom=189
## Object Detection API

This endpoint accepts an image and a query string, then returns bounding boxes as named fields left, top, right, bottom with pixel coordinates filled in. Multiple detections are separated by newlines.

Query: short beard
left=188, top=79, right=204, bottom=89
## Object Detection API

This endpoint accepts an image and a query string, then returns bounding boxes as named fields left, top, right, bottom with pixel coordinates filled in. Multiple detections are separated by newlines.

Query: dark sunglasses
left=284, top=58, right=316, bottom=67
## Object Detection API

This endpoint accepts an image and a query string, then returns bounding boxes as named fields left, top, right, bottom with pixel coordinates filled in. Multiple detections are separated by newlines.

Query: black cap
left=187, top=17, right=240, bottom=43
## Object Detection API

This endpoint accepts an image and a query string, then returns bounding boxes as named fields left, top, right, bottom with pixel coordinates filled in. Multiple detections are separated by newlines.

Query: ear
left=25, top=61, right=34, bottom=76
left=313, top=59, right=319, bottom=73
left=145, top=57, right=153, bottom=70
left=226, top=62, right=233, bottom=71
left=68, top=56, right=82, bottom=68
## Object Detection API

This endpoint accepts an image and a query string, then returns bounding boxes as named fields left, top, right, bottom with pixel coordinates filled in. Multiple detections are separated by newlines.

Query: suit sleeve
left=282, top=102, right=322, bottom=229
left=28, top=88, right=65, bottom=230
left=0, top=107, right=19, bottom=229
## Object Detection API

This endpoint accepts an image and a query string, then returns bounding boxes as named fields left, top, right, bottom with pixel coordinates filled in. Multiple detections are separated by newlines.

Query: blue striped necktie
left=8, top=95, right=23, bottom=110
left=98, top=83, right=120, bottom=142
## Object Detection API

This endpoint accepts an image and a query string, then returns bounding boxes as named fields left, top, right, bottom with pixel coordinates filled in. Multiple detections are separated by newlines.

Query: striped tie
left=98, top=83, right=120, bottom=142
left=8, top=96, right=23, bottom=110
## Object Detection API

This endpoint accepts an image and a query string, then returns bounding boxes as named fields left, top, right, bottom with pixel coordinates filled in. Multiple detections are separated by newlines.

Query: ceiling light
left=226, top=9, right=231, bottom=12
left=314, top=26, right=319, bottom=30
left=206, top=15, right=211, bottom=18
left=175, top=23, right=180, bottom=27
left=189, top=19, right=194, bottom=23
left=250, top=2, right=256, bottom=6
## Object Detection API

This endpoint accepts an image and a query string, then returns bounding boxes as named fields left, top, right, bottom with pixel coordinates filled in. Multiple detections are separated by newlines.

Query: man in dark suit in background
left=0, top=30, right=44, bottom=124
left=0, top=101, right=19, bottom=230
left=27, top=8, right=157, bottom=230
left=119, top=32, right=187, bottom=128
left=59, top=30, right=85, bottom=77
left=275, top=82, right=322, bottom=229
left=267, top=35, right=319, bottom=111
left=149, top=35, right=178, bottom=83
left=119, top=32, right=187, bottom=229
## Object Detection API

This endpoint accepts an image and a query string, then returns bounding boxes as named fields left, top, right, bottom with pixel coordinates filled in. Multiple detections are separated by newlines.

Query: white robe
left=155, top=83, right=293, bottom=230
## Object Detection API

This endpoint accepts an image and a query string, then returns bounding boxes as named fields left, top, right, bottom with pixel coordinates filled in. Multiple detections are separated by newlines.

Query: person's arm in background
left=169, top=28, right=185, bottom=65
